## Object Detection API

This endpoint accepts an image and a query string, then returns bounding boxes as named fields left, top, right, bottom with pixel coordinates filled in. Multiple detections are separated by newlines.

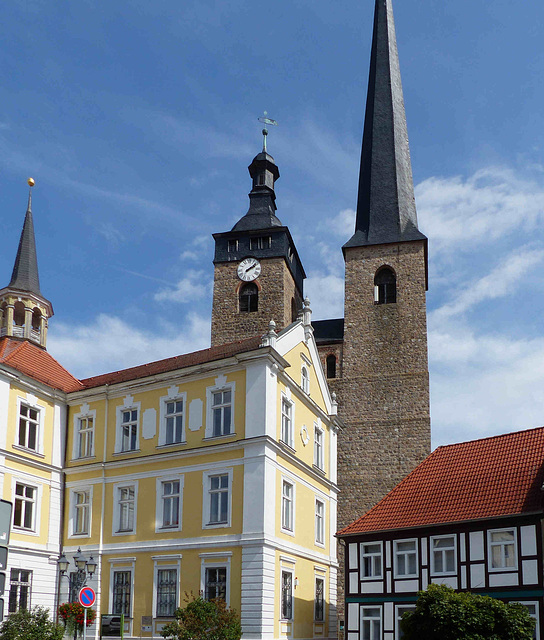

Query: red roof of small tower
left=338, top=426, right=544, bottom=535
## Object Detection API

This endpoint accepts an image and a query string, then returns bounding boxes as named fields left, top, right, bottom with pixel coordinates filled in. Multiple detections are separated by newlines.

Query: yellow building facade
left=62, top=318, right=339, bottom=640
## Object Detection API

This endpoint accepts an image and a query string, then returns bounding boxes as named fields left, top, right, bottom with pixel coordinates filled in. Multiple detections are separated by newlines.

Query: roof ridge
left=435, top=424, right=544, bottom=450
left=1, top=339, right=28, bottom=361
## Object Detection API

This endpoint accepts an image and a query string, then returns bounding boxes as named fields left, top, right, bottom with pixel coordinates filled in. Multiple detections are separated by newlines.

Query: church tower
left=211, top=143, right=305, bottom=346
left=0, top=180, right=53, bottom=349
left=314, top=0, right=431, bottom=528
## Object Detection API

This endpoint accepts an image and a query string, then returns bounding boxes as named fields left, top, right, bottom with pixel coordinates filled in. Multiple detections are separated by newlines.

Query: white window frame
left=281, top=478, right=295, bottom=536
left=361, top=606, right=382, bottom=640
left=113, top=482, right=138, bottom=535
left=512, top=601, right=538, bottom=639
left=430, top=534, right=457, bottom=576
left=202, top=468, right=233, bottom=529
left=15, top=395, right=44, bottom=455
left=205, top=376, right=235, bottom=439
left=281, top=393, right=295, bottom=449
left=153, top=559, right=180, bottom=618
left=12, top=478, right=40, bottom=534
left=314, top=422, right=324, bottom=470
left=200, top=553, right=232, bottom=606
left=394, top=539, right=418, bottom=578
left=8, top=568, right=32, bottom=613
left=115, top=397, right=141, bottom=454
left=72, top=403, right=96, bottom=460
left=315, top=498, right=325, bottom=547
left=155, top=475, right=184, bottom=532
left=301, top=366, right=310, bottom=394
left=395, top=604, right=415, bottom=640
left=109, top=564, right=134, bottom=620
left=488, top=527, right=517, bottom=571
left=314, top=575, right=325, bottom=622
left=360, top=541, right=383, bottom=579
left=69, top=487, right=92, bottom=538
left=280, top=568, right=294, bottom=621
left=158, top=388, right=187, bottom=446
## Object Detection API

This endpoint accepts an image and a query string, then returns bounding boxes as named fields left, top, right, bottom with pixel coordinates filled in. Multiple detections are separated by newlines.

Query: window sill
left=205, top=521, right=230, bottom=529
left=71, top=455, right=96, bottom=462
left=113, top=529, right=136, bottom=535
left=279, top=440, right=296, bottom=454
left=113, top=449, right=141, bottom=456
left=12, top=526, right=38, bottom=536
left=312, top=464, right=326, bottom=475
left=156, top=442, right=187, bottom=449
left=203, top=433, right=236, bottom=441
left=69, top=532, right=91, bottom=538
left=12, top=444, right=45, bottom=459
left=394, top=574, right=418, bottom=580
left=315, top=541, right=326, bottom=549
left=280, top=527, right=295, bottom=538
left=157, top=526, right=182, bottom=533
left=488, top=566, right=518, bottom=573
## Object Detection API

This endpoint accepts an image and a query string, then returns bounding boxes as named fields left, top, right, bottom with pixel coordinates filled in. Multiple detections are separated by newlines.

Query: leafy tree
left=160, top=595, right=242, bottom=640
left=58, top=602, right=96, bottom=637
left=0, top=606, right=64, bottom=640
left=401, top=583, right=535, bottom=640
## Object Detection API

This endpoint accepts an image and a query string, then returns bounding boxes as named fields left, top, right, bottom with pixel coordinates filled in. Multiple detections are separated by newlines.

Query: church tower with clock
left=211, top=147, right=305, bottom=346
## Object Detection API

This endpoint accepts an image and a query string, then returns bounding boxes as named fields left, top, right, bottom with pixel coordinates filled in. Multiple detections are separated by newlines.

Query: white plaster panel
left=52, top=401, right=66, bottom=467
left=522, top=559, right=539, bottom=585
left=384, top=602, right=394, bottom=630
left=470, top=563, right=485, bottom=589
left=384, top=634, right=394, bottom=640
left=521, top=525, right=537, bottom=556
left=348, top=603, right=359, bottom=630
left=348, top=543, right=358, bottom=569
left=431, top=576, right=458, bottom=588
left=188, top=398, right=203, bottom=431
left=385, top=540, right=391, bottom=567
left=348, top=634, right=359, bottom=640
left=489, top=572, right=519, bottom=587
left=349, top=572, right=358, bottom=593
left=461, top=565, right=467, bottom=589
left=422, top=567, right=428, bottom=590
left=460, top=533, right=466, bottom=562
left=386, top=571, right=392, bottom=592
left=242, top=445, right=266, bottom=535
left=0, top=376, right=9, bottom=450
left=420, top=537, right=427, bottom=566
left=142, top=408, right=157, bottom=439
left=361, top=580, right=383, bottom=594
left=244, top=362, right=267, bottom=439
left=469, top=531, right=484, bottom=561
left=394, top=579, right=418, bottom=593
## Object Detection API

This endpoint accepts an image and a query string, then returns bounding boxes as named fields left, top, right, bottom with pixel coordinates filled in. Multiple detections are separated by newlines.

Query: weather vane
left=257, top=111, right=278, bottom=152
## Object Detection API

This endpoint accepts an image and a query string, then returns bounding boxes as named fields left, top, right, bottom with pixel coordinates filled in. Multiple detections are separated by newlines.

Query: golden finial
left=27, top=178, right=35, bottom=187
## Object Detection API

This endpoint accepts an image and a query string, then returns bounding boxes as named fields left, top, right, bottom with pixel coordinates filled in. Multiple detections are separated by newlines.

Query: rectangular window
left=250, top=236, right=271, bottom=250
left=361, top=607, right=381, bottom=640
left=120, top=409, right=138, bottom=452
left=281, top=571, right=293, bottom=620
left=227, top=239, right=239, bottom=253
left=301, top=366, right=310, bottom=394
left=8, top=569, right=31, bottom=612
left=18, top=404, right=39, bottom=451
left=156, top=569, right=177, bottom=617
left=489, top=528, right=516, bottom=569
left=77, top=416, right=94, bottom=458
left=118, top=486, right=135, bottom=532
left=112, top=571, right=131, bottom=616
left=361, top=542, right=382, bottom=578
left=394, top=540, right=417, bottom=577
left=212, top=390, right=232, bottom=437
left=514, top=602, right=538, bottom=639
left=164, top=400, right=184, bottom=444
left=14, top=483, right=35, bottom=531
left=205, top=567, right=227, bottom=600
left=161, top=481, right=180, bottom=528
left=314, top=426, right=324, bottom=469
left=315, top=499, right=325, bottom=545
left=282, top=481, right=294, bottom=532
left=281, top=399, right=292, bottom=447
left=74, top=490, right=90, bottom=535
left=396, top=605, right=415, bottom=640
left=209, top=475, right=229, bottom=524
left=431, top=535, right=456, bottom=574
left=314, top=577, right=324, bottom=622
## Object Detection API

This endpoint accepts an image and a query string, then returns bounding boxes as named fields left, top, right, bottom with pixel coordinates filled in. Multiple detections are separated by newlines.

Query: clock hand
left=245, top=265, right=255, bottom=273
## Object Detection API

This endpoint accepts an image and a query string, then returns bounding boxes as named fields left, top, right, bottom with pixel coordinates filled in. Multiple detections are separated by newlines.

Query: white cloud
left=48, top=313, right=211, bottom=379
left=318, top=208, right=355, bottom=238
left=304, top=272, right=344, bottom=320
left=154, top=270, right=212, bottom=303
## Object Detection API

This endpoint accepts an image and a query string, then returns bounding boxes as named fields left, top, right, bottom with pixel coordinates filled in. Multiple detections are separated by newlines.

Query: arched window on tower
left=326, top=354, right=337, bottom=379
left=374, top=267, right=397, bottom=305
left=13, top=301, right=25, bottom=336
left=239, top=283, right=258, bottom=313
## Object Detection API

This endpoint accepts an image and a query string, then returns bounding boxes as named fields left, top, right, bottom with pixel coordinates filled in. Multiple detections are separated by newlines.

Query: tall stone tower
left=314, top=0, right=431, bottom=528
left=211, top=147, right=305, bottom=346
left=0, top=180, right=53, bottom=349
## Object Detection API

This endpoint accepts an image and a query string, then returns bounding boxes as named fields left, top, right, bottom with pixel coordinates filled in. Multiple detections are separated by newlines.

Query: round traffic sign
left=78, top=586, right=96, bottom=608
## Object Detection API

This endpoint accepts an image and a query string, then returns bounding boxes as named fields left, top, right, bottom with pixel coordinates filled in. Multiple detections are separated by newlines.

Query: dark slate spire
left=232, top=151, right=283, bottom=231
left=344, top=0, right=426, bottom=249
left=9, top=185, right=42, bottom=295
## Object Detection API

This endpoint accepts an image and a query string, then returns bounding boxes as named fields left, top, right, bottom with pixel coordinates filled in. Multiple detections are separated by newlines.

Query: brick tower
left=211, top=145, right=305, bottom=346
left=314, top=0, right=431, bottom=528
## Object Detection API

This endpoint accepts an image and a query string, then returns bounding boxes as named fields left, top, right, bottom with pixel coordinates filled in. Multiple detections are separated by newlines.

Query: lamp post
left=58, top=548, right=97, bottom=640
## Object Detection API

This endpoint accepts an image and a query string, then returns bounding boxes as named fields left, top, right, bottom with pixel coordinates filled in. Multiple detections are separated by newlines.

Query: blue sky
left=1, top=0, right=544, bottom=448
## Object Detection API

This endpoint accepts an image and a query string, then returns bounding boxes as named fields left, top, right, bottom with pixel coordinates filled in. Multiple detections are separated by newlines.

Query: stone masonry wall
left=211, top=257, right=302, bottom=346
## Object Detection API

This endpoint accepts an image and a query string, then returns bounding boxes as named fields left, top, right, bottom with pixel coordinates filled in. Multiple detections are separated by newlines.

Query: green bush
left=401, top=584, right=535, bottom=640
left=160, top=595, right=242, bottom=640
left=0, top=606, right=64, bottom=640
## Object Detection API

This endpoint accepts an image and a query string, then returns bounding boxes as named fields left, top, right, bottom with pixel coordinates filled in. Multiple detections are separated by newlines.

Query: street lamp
left=58, top=547, right=96, bottom=598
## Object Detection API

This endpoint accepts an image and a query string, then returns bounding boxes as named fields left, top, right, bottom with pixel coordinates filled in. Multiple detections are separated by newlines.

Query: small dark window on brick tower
left=374, top=267, right=396, bottom=304
left=291, top=298, right=298, bottom=322
left=326, top=354, right=336, bottom=379
left=240, top=283, right=258, bottom=313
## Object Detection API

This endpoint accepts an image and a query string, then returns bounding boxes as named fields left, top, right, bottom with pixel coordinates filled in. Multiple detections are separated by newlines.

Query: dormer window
left=374, top=267, right=397, bottom=304
left=228, top=239, right=238, bottom=253
left=239, top=283, right=258, bottom=313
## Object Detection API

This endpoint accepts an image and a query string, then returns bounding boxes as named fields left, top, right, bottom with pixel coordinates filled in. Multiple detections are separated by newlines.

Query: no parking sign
left=78, top=586, right=96, bottom=608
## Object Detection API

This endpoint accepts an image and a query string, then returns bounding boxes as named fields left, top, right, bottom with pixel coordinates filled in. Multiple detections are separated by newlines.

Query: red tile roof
left=80, top=335, right=263, bottom=389
left=338, top=426, right=544, bottom=536
left=0, top=337, right=83, bottom=393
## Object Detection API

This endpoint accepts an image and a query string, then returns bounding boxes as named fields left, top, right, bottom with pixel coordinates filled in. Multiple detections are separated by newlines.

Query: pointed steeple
left=344, top=0, right=426, bottom=249
left=9, top=181, right=42, bottom=295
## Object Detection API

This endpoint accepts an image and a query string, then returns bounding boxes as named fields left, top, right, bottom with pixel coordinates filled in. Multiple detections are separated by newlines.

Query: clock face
left=237, top=257, right=261, bottom=282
